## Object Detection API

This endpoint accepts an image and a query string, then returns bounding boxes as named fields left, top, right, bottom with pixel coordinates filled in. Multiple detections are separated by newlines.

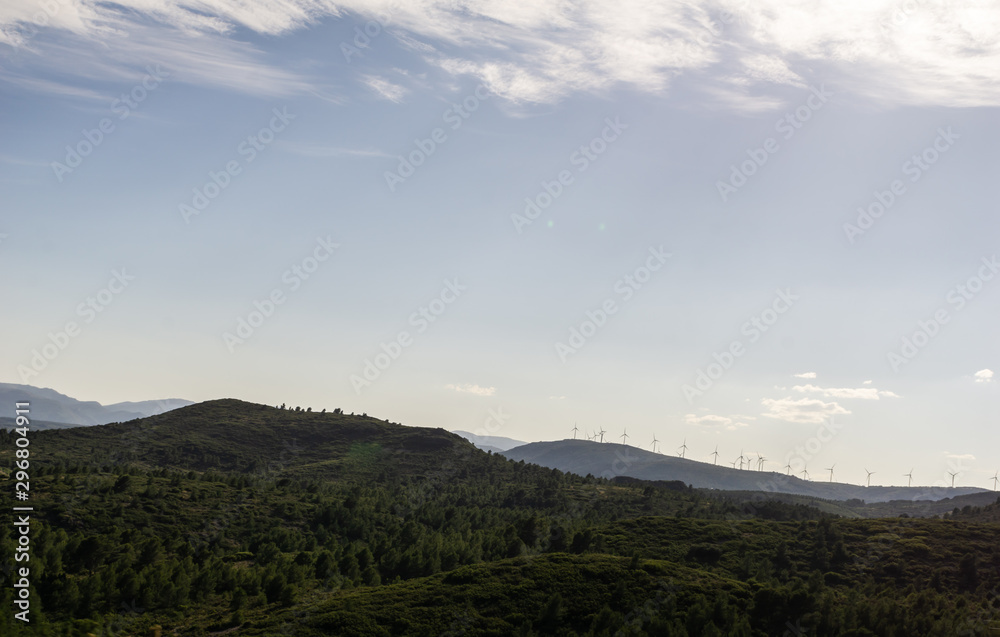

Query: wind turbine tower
left=904, top=469, right=913, bottom=488
left=826, top=464, right=835, bottom=483
left=678, top=438, right=688, bottom=459
left=865, top=469, right=875, bottom=488
left=710, top=446, right=720, bottom=465
left=948, top=471, right=957, bottom=488
left=572, top=423, right=579, bottom=440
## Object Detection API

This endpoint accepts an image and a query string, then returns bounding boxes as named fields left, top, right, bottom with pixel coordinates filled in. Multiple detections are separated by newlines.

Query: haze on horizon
left=1, top=0, right=998, bottom=490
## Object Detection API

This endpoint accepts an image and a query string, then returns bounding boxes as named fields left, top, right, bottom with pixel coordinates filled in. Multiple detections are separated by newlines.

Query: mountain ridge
left=0, top=382, right=192, bottom=425
left=502, top=439, right=989, bottom=503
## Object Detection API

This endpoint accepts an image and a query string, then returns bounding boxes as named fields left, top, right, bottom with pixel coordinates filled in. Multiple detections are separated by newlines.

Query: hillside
left=1, top=400, right=997, bottom=636
left=503, top=439, right=988, bottom=504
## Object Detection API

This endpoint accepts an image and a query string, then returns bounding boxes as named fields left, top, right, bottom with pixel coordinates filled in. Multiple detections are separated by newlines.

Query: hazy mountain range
left=501, top=439, right=989, bottom=504
left=452, top=430, right=527, bottom=453
left=0, top=383, right=192, bottom=427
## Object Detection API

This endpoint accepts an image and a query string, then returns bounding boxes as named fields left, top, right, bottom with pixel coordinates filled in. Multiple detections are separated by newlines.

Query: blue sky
left=2, top=0, right=998, bottom=489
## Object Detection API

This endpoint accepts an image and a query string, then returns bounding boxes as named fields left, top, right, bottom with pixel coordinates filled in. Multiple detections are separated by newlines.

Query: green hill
left=0, top=400, right=997, bottom=636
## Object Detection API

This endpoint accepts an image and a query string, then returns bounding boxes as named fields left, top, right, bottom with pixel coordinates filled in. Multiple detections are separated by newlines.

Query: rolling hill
left=2, top=400, right=997, bottom=636
left=502, top=439, right=989, bottom=503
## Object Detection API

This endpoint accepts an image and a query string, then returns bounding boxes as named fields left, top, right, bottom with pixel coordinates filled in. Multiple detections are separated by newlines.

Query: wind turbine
left=904, top=469, right=913, bottom=488
left=826, top=464, right=835, bottom=483
left=730, top=460, right=738, bottom=469
left=598, top=428, right=606, bottom=444
left=756, top=453, right=766, bottom=471
left=620, top=429, right=629, bottom=446
left=801, top=465, right=810, bottom=481
left=678, top=438, right=688, bottom=459
left=737, top=449, right=746, bottom=471
left=650, top=435, right=659, bottom=454
left=710, top=445, right=720, bottom=465
left=865, top=469, right=875, bottom=488
left=992, top=471, right=999, bottom=492
left=948, top=471, right=957, bottom=488
left=572, top=423, right=579, bottom=440
left=784, top=462, right=792, bottom=476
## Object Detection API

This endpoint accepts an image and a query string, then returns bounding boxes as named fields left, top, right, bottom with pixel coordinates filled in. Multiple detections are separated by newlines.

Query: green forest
left=1, top=400, right=998, bottom=636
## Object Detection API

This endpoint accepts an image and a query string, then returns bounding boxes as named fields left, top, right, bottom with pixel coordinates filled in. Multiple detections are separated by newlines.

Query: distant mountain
left=452, top=429, right=526, bottom=452
left=0, top=416, right=79, bottom=431
left=0, top=383, right=192, bottom=426
left=103, top=398, right=194, bottom=416
left=502, top=439, right=988, bottom=504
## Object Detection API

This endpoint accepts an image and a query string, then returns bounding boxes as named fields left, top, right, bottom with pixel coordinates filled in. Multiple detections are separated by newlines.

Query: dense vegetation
left=1, top=400, right=997, bottom=635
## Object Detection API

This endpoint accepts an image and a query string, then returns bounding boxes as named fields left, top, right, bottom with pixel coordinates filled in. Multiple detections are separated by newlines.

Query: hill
left=0, top=382, right=191, bottom=425
left=502, top=439, right=988, bottom=503
left=1, top=400, right=997, bottom=636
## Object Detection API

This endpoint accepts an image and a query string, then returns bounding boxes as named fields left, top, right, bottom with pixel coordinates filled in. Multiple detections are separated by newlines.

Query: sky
left=1, top=0, right=998, bottom=490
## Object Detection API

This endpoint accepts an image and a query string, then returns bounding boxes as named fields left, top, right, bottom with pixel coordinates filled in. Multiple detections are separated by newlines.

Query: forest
left=1, top=400, right=998, bottom=636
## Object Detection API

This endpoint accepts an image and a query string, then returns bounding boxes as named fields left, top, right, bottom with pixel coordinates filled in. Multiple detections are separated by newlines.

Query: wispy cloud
left=792, top=384, right=899, bottom=400
left=4, top=1, right=1000, bottom=108
left=363, top=75, right=408, bottom=102
left=445, top=383, right=495, bottom=396
left=945, top=452, right=975, bottom=461
left=974, top=369, right=993, bottom=383
left=761, top=396, right=850, bottom=424
left=0, top=153, right=48, bottom=167
left=279, top=141, right=391, bottom=159
left=684, top=413, right=750, bottom=431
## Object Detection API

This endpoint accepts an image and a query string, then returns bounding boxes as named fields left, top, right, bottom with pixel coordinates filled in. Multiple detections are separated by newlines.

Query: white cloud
left=862, top=380, right=872, bottom=385
left=761, top=396, right=850, bottom=424
left=4, top=1, right=1000, bottom=108
left=363, top=75, right=408, bottom=102
left=945, top=452, right=975, bottom=461
left=445, top=383, right=495, bottom=396
left=684, top=413, right=750, bottom=431
left=792, top=384, right=899, bottom=400
left=793, top=372, right=817, bottom=379
left=974, top=369, right=994, bottom=383
left=548, top=395, right=566, bottom=400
